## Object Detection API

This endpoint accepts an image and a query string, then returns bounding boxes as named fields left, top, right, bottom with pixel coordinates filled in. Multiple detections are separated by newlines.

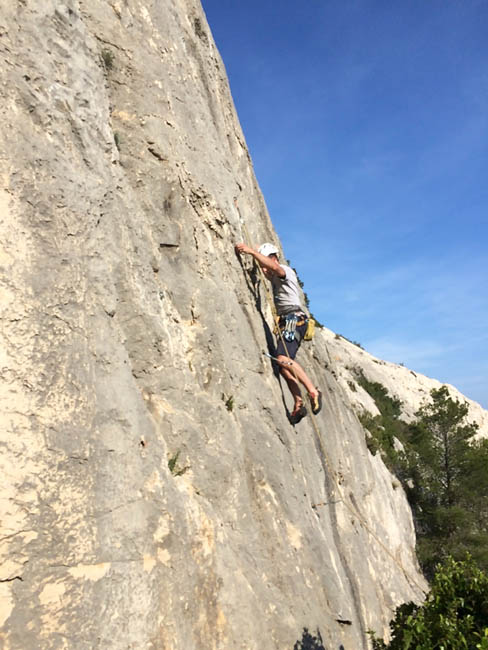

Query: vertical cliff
left=0, top=2, right=427, bottom=648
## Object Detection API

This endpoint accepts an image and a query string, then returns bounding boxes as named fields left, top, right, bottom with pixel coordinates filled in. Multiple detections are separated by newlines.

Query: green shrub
left=168, top=451, right=189, bottom=477
left=101, top=48, right=114, bottom=70
left=371, top=556, right=488, bottom=649
left=355, top=371, right=402, bottom=419
left=355, top=371, right=408, bottom=474
left=222, top=393, right=234, bottom=412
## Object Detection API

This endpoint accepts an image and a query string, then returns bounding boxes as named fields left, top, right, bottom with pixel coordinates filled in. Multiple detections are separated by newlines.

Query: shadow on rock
left=293, top=627, right=326, bottom=650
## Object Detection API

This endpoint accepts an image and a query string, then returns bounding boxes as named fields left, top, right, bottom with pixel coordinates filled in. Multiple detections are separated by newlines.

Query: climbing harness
left=275, top=313, right=308, bottom=339
left=234, top=195, right=427, bottom=597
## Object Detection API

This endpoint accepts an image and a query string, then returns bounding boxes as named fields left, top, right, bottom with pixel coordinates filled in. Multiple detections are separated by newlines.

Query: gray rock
left=0, top=2, right=427, bottom=648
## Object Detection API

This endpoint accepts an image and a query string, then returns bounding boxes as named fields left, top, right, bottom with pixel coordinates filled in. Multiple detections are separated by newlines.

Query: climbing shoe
left=289, top=403, right=307, bottom=425
left=309, top=390, right=322, bottom=415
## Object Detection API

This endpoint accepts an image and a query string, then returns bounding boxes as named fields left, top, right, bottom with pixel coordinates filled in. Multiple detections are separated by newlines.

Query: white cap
left=258, top=242, right=279, bottom=257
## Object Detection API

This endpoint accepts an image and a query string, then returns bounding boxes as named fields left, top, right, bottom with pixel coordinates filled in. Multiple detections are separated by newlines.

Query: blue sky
left=201, top=0, right=488, bottom=408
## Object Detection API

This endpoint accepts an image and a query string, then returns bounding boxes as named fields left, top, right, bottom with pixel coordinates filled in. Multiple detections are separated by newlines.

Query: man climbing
left=235, top=241, right=322, bottom=424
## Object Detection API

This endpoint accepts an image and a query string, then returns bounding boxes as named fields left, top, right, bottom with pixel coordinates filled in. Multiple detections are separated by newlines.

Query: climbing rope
left=234, top=196, right=427, bottom=597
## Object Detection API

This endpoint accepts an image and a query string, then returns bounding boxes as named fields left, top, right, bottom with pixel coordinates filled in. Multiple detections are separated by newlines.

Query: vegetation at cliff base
left=371, top=556, right=488, bottom=649
left=357, top=379, right=488, bottom=647
left=358, top=379, right=488, bottom=578
left=406, top=387, right=488, bottom=577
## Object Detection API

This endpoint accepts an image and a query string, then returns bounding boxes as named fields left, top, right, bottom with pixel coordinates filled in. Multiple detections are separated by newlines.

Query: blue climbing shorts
left=275, top=320, right=308, bottom=360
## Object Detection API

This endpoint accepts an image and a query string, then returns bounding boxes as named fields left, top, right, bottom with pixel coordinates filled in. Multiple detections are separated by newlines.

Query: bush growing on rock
left=371, top=556, right=488, bottom=649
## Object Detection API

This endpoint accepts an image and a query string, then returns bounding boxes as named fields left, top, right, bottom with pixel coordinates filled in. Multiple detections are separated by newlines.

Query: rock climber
left=235, top=241, right=322, bottom=424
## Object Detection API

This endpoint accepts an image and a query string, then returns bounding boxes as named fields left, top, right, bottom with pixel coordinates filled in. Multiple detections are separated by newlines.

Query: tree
left=371, top=556, right=488, bottom=650
left=457, top=438, right=488, bottom=570
left=404, top=386, right=484, bottom=576
left=356, top=379, right=488, bottom=575
left=411, top=386, right=476, bottom=507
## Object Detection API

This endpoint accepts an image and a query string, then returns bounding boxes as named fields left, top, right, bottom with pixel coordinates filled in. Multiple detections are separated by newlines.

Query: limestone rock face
left=325, top=330, right=488, bottom=438
left=0, top=2, right=430, bottom=649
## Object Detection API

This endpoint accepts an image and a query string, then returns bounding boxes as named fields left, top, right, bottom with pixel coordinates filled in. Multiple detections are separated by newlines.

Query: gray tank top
left=271, top=265, right=302, bottom=316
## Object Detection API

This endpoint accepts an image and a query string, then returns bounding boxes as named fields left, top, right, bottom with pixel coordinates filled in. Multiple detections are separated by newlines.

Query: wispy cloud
left=364, top=337, right=446, bottom=370
left=300, top=246, right=488, bottom=407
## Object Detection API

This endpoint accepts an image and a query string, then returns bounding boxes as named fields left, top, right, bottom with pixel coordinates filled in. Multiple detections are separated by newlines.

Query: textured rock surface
left=0, top=2, right=435, bottom=649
